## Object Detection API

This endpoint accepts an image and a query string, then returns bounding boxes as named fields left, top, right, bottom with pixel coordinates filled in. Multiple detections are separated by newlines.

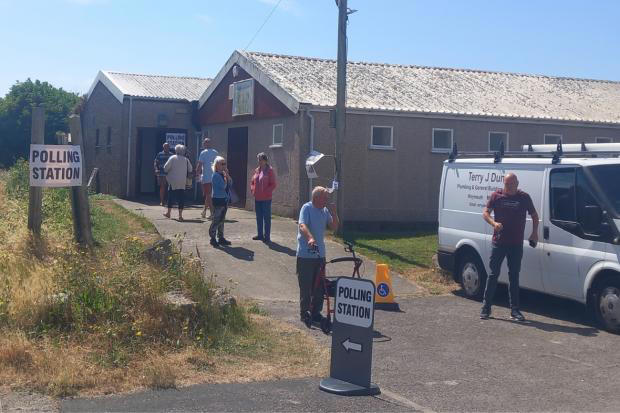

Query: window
left=232, top=79, right=254, bottom=116
left=432, top=128, right=453, bottom=152
left=550, top=168, right=576, bottom=222
left=489, top=131, right=508, bottom=152
left=272, top=124, right=283, bottom=146
left=370, top=126, right=393, bottom=149
left=95, top=128, right=100, bottom=154
left=595, top=137, right=613, bottom=143
left=106, top=127, right=112, bottom=154
left=544, top=134, right=562, bottom=145
left=549, top=167, right=607, bottom=239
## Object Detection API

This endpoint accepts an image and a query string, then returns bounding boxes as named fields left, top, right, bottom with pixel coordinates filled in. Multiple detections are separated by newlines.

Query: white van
left=437, top=142, right=620, bottom=333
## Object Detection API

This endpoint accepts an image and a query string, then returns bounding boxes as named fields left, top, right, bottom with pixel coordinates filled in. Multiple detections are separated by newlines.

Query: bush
left=5, top=158, right=29, bottom=199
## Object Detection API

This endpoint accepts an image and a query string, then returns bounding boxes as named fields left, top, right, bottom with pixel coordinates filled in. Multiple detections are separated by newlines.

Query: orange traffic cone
left=374, top=264, right=400, bottom=311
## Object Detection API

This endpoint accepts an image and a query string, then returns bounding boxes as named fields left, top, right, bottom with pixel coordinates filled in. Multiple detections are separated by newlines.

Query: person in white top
left=196, top=137, right=219, bottom=219
left=163, top=144, right=192, bottom=221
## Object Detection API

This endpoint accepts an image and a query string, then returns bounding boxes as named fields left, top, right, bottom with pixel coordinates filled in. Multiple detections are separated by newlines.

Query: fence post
left=28, top=106, right=45, bottom=235
left=68, top=115, right=95, bottom=247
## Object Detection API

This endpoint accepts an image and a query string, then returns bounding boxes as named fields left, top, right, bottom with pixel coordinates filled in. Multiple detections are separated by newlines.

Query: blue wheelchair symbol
left=377, top=283, right=389, bottom=297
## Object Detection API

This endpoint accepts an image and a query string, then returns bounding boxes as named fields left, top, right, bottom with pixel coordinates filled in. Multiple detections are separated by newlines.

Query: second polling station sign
left=29, top=144, right=83, bottom=187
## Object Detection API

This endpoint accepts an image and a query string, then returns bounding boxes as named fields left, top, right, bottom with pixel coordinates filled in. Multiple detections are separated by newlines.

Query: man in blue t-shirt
left=153, top=142, right=173, bottom=206
left=296, top=186, right=340, bottom=322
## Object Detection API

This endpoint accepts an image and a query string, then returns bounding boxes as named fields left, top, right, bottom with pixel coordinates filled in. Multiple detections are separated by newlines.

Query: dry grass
left=402, top=267, right=459, bottom=296
left=0, top=167, right=327, bottom=397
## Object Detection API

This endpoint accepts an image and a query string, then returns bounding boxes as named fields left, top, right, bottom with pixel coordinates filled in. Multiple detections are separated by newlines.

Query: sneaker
left=510, top=309, right=525, bottom=322
left=263, top=237, right=271, bottom=243
left=218, top=238, right=231, bottom=246
left=201, top=210, right=206, bottom=219
left=210, top=238, right=219, bottom=247
left=252, top=235, right=263, bottom=241
left=480, top=307, right=491, bottom=320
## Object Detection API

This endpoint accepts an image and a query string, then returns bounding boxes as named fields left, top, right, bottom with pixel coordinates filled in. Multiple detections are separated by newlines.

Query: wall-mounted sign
left=232, top=79, right=254, bottom=116
left=166, top=133, right=186, bottom=147
left=29, top=144, right=82, bottom=187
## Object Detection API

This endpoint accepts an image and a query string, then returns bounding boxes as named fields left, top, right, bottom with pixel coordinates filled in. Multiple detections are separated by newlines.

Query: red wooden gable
left=198, top=65, right=295, bottom=125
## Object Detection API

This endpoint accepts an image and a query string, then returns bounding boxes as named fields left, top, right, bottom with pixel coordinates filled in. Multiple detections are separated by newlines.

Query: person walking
left=480, top=172, right=539, bottom=321
left=162, top=144, right=192, bottom=222
left=196, top=137, right=219, bottom=219
left=209, top=156, right=232, bottom=247
left=250, top=152, right=277, bottom=243
left=154, top=142, right=173, bottom=206
left=296, top=186, right=339, bottom=323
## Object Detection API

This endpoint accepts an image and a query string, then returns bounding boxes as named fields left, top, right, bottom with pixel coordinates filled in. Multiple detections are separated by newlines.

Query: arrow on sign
left=341, top=338, right=362, bottom=353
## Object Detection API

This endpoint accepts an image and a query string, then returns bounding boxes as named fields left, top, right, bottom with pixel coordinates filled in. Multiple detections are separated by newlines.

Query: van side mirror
left=582, top=205, right=603, bottom=234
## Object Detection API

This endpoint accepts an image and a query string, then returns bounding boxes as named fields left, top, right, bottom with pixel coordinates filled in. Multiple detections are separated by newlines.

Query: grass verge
left=0, top=161, right=326, bottom=397
left=335, top=229, right=458, bottom=295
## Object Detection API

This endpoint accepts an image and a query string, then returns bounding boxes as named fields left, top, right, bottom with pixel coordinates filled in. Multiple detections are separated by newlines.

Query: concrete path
left=113, top=199, right=417, bottom=315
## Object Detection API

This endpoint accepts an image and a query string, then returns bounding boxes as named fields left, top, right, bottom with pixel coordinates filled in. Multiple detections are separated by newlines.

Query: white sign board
left=29, top=144, right=82, bottom=187
left=232, top=79, right=254, bottom=116
left=335, top=278, right=375, bottom=328
left=166, top=133, right=186, bottom=147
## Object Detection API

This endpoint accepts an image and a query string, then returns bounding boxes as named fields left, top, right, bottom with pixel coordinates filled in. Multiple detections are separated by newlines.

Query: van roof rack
left=448, top=140, right=620, bottom=163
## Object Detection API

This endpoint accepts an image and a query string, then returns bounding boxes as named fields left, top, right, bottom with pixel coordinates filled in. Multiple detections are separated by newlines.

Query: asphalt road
left=61, top=200, right=620, bottom=412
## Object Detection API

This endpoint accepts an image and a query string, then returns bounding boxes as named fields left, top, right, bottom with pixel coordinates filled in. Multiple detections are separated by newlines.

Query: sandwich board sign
left=29, top=145, right=83, bottom=187
left=319, top=277, right=380, bottom=396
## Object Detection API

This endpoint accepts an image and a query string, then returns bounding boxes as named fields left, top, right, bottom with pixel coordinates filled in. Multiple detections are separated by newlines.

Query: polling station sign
left=29, top=144, right=82, bottom=187
left=334, top=277, right=374, bottom=328
left=165, top=133, right=186, bottom=147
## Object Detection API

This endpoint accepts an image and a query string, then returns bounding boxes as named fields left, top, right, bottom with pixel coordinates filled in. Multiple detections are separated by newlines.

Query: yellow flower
left=136, top=331, right=142, bottom=336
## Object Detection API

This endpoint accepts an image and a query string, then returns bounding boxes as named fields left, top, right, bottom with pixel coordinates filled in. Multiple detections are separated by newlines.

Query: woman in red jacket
left=250, top=152, right=277, bottom=243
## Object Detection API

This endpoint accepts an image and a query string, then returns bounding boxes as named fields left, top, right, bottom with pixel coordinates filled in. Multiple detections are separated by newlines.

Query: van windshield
left=588, top=165, right=620, bottom=217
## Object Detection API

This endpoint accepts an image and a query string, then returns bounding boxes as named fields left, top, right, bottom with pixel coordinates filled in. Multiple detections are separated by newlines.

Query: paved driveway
left=62, top=200, right=620, bottom=412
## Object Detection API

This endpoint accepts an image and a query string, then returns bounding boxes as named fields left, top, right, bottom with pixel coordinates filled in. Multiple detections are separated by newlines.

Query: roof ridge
left=244, top=51, right=620, bottom=85
left=105, top=71, right=212, bottom=81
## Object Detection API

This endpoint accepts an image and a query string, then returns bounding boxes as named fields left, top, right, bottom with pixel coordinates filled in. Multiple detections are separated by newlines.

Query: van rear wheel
left=459, top=253, right=486, bottom=300
left=595, top=278, right=620, bottom=334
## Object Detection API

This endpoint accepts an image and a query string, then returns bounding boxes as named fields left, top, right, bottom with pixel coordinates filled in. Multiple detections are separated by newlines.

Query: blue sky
left=1, top=0, right=619, bottom=97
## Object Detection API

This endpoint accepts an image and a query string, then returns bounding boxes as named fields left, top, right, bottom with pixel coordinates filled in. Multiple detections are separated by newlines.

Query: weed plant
left=0, top=161, right=250, bottom=396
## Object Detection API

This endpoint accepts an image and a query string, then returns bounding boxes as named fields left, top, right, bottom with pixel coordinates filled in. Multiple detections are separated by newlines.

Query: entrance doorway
left=227, top=127, right=248, bottom=206
left=135, top=127, right=187, bottom=196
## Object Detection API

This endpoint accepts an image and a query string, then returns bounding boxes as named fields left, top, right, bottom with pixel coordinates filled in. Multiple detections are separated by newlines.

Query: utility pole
left=335, top=0, right=348, bottom=231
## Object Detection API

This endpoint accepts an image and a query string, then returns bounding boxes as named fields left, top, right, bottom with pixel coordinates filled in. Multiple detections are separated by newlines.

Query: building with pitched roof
left=197, top=50, right=620, bottom=223
left=82, top=71, right=212, bottom=198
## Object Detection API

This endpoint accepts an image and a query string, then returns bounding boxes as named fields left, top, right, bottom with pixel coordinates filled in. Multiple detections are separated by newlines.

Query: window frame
left=370, top=125, right=394, bottom=149
left=432, top=128, right=453, bottom=153
left=271, top=123, right=284, bottom=147
left=544, top=133, right=563, bottom=145
left=488, top=131, right=509, bottom=152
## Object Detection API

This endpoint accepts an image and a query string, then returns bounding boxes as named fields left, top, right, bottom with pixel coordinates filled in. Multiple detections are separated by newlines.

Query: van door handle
left=544, top=226, right=549, bottom=240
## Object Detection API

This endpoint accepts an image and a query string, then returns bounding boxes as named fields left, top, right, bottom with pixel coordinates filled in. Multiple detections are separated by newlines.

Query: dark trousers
left=255, top=200, right=272, bottom=240
left=167, top=188, right=185, bottom=210
left=296, top=257, right=325, bottom=319
left=209, top=202, right=228, bottom=240
left=482, top=244, right=524, bottom=310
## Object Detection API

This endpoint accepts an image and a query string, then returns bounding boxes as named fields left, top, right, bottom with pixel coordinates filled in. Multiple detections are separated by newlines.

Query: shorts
left=157, top=176, right=167, bottom=186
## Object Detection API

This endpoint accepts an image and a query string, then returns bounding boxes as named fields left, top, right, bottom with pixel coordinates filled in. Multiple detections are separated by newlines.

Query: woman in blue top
left=209, top=156, right=232, bottom=247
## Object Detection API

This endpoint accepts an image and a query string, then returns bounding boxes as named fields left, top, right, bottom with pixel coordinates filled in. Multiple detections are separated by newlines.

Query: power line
left=243, top=0, right=283, bottom=51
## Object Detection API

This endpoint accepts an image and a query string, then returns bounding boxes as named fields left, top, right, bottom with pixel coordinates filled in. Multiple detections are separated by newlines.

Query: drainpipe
left=126, top=96, right=133, bottom=198
left=306, top=109, right=315, bottom=201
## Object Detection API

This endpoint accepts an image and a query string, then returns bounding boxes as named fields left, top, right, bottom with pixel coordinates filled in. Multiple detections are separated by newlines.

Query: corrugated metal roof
left=101, top=71, right=212, bottom=101
left=242, top=51, right=620, bottom=125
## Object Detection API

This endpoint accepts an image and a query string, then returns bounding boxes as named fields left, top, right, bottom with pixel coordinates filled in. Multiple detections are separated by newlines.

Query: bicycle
left=303, top=241, right=363, bottom=334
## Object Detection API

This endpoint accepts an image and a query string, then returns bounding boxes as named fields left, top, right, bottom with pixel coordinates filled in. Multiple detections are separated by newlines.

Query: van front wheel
left=595, top=278, right=620, bottom=334
left=459, top=253, right=486, bottom=300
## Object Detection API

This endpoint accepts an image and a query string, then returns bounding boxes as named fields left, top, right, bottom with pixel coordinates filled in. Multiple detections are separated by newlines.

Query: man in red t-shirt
left=480, top=173, right=539, bottom=321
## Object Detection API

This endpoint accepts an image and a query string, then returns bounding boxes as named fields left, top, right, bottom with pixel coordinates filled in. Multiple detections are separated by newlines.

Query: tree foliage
left=0, top=79, right=80, bottom=167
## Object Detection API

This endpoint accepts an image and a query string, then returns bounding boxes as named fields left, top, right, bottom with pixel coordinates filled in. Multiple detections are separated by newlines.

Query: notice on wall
left=29, top=144, right=82, bottom=187
left=166, top=133, right=186, bottom=147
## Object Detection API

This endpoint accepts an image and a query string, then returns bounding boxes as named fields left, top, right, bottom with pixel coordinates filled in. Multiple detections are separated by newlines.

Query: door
left=543, top=167, right=609, bottom=300
left=227, top=127, right=248, bottom=207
